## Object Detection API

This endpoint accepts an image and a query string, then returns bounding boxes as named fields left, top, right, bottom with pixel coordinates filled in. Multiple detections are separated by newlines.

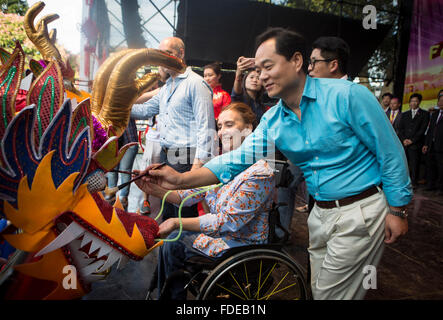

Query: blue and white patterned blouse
left=177, top=160, right=275, bottom=257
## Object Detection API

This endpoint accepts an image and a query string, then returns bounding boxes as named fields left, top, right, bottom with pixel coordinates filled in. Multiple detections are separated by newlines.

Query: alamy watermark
left=362, top=265, right=377, bottom=290
left=363, top=5, right=377, bottom=30
left=62, top=265, right=77, bottom=290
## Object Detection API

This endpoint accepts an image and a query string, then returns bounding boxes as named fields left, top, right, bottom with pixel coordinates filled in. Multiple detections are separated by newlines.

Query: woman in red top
left=203, top=62, right=231, bottom=119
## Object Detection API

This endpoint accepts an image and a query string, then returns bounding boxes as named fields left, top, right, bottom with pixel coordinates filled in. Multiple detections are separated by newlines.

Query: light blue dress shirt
left=131, top=67, right=216, bottom=162
left=205, top=76, right=412, bottom=207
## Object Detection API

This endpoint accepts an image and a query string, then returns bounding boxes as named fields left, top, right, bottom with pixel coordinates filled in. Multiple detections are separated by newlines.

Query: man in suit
left=398, top=93, right=430, bottom=187
left=422, top=90, right=443, bottom=194
left=386, top=96, right=402, bottom=135
left=381, top=92, right=393, bottom=113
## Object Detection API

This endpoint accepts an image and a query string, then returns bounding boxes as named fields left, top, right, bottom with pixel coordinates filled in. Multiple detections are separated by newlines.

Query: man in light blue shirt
left=147, top=28, right=411, bottom=299
left=131, top=37, right=216, bottom=219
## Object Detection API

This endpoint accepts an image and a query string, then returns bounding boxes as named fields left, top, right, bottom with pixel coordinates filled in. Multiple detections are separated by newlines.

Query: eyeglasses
left=309, top=58, right=335, bottom=67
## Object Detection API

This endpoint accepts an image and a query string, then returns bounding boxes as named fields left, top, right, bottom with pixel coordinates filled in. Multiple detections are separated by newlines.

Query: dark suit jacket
left=398, top=108, right=430, bottom=147
left=386, top=109, right=402, bottom=135
left=425, top=111, right=443, bottom=152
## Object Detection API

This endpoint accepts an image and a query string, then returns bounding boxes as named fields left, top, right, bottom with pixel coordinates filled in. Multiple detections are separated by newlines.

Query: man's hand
left=403, top=139, right=413, bottom=146
left=422, top=145, right=428, bottom=154
left=158, top=218, right=178, bottom=238
left=384, top=210, right=408, bottom=244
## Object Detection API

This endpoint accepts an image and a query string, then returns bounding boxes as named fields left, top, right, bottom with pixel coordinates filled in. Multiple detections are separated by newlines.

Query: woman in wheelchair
left=135, top=102, right=276, bottom=299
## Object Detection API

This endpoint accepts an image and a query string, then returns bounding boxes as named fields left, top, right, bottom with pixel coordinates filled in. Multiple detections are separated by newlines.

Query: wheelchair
left=147, top=160, right=311, bottom=301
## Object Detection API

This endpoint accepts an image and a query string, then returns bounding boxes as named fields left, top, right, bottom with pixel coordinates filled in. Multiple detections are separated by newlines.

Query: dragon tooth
left=82, top=274, right=106, bottom=283
left=35, top=221, right=85, bottom=257
left=117, top=255, right=129, bottom=270
left=80, top=260, right=105, bottom=277
left=67, top=240, right=94, bottom=268
left=88, top=236, right=106, bottom=255
left=97, top=244, right=113, bottom=259
left=80, top=232, right=94, bottom=248
left=96, top=249, right=121, bottom=273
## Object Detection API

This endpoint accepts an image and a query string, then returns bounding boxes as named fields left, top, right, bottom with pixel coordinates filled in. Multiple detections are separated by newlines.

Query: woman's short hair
left=220, top=102, right=258, bottom=129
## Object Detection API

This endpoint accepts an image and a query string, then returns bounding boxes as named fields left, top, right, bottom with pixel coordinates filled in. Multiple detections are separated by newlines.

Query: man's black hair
left=409, top=93, right=423, bottom=103
left=381, top=92, right=393, bottom=99
left=255, top=27, right=309, bottom=73
left=312, top=36, right=350, bottom=75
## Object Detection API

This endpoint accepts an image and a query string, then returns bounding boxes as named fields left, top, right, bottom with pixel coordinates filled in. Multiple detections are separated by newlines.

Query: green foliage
left=1, top=0, right=29, bottom=16
left=0, top=11, right=43, bottom=61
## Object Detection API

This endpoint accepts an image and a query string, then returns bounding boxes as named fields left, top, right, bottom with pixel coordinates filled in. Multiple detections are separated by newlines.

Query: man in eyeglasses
left=308, top=36, right=350, bottom=80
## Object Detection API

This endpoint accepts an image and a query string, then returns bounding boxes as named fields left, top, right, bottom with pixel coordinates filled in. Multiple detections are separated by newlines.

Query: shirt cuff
left=198, top=213, right=219, bottom=234
left=204, top=157, right=235, bottom=184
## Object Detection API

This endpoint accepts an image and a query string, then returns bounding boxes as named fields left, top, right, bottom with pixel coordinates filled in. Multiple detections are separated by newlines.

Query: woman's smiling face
left=217, top=109, right=252, bottom=153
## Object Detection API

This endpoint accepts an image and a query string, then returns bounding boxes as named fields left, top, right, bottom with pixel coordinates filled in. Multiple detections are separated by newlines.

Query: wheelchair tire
left=197, top=248, right=309, bottom=300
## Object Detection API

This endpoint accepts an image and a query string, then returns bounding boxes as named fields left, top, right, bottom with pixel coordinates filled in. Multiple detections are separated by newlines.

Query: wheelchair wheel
left=197, top=248, right=308, bottom=300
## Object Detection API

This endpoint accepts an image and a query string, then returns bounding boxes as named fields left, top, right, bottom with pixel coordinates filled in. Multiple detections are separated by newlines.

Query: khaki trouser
left=307, top=188, right=387, bottom=300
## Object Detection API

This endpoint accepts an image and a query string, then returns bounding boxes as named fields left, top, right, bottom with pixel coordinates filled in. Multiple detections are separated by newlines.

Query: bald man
left=131, top=37, right=216, bottom=220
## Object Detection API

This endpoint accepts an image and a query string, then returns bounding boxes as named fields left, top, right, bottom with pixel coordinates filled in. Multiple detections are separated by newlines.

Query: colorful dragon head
left=0, top=1, right=186, bottom=300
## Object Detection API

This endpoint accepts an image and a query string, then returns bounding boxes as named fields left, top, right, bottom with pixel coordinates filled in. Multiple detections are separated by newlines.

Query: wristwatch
left=389, top=208, right=408, bottom=219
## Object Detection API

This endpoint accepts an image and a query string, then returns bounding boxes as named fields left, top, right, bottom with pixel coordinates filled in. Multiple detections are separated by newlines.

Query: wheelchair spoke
left=215, top=283, right=246, bottom=300
left=244, top=263, right=251, bottom=299
left=230, top=271, right=249, bottom=300
left=254, top=262, right=277, bottom=299
left=266, top=282, right=299, bottom=299
left=262, top=271, right=289, bottom=300
left=260, top=276, right=300, bottom=300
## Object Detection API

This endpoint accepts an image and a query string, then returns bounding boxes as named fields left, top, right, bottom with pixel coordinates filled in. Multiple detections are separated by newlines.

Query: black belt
left=315, top=185, right=380, bottom=209
left=161, top=147, right=196, bottom=164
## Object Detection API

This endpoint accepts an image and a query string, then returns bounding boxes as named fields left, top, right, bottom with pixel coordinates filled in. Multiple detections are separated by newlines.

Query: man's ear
left=290, top=52, right=304, bottom=72
left=329, top=60, right=339, bottom=74
left=178, top=48, right=185, bottom=60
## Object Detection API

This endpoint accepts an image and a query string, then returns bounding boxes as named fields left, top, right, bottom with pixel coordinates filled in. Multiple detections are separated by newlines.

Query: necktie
left=437, top=111, right=443, bottom=124
left=390, top=110, right=397, bottom=123
left=412, top=110, right=416, bottom=119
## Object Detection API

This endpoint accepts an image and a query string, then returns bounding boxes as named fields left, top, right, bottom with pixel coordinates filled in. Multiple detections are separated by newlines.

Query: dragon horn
left=24, top=2, right=62, bottom=63
left=90, top=49, right=134, bottom=116
left=96, top=49, right=186, bottom=137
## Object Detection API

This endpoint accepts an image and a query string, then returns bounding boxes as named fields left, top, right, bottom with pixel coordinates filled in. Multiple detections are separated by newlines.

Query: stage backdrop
left=403, top=0, right=443, bottom=110
left=176, top=0, right=391, bottom=79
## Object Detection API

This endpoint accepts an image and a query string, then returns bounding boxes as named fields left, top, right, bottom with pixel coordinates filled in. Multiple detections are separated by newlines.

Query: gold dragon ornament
left=0, top=1, right=186, bottom=299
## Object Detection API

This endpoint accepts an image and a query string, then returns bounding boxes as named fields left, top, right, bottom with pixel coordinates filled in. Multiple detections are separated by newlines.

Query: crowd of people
left=100, top=27, right=442, bottom=300
left=381, top=90, right=443, bottom=194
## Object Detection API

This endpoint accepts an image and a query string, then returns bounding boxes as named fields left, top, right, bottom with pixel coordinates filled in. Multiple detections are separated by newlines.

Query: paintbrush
left=104, top=162, right=166, bottom=199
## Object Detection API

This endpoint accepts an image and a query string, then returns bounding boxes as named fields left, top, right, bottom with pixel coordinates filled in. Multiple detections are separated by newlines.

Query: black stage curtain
left=176, top=0, right=391, bottom=79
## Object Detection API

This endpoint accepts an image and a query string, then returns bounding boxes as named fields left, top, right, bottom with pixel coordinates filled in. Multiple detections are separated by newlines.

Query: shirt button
left=315, top=193, right=319, bottom=196
left=305, top=141, right=309, bottom=144
left=315, top=156, right=319, bottom=160
left=314, top=170, right=317, bottom=174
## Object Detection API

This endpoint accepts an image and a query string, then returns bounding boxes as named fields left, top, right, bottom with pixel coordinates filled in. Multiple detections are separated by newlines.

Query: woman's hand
left=236, top=56, right=255, bottom=75
left=144, top=163, right=184, bottom=189
left=158, top=218, right=178, bottom=238
left=133, top=169, right=169, bottom=198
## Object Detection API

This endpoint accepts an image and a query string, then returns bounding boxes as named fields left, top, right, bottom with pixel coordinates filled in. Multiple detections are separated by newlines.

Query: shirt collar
left=279, top=75, right=316, bottom=115
left=167, top=66, right=191, bottom=84
left=302, top=75, right=317, bottom=100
